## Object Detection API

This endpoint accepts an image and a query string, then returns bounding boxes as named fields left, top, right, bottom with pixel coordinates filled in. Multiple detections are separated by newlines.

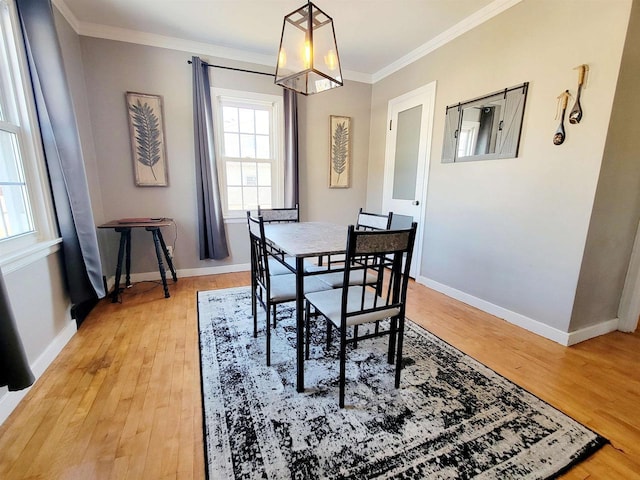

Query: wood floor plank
left=1, top=272, right=639, bottom=479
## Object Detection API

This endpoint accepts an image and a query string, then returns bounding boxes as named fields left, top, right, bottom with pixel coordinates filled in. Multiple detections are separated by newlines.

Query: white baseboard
left=565, top=318, right=619, bottom=346
left=416, top=275, right=618, bottom=346
left=0, top=320, right=77, bottom=425
left=104, top=263, right=251, bottom=289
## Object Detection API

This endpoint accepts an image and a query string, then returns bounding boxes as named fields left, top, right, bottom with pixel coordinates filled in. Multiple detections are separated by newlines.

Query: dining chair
left=304, top=222, right=417, bottom=407
left=255, top=205, right=299, bottom=275
left=314, top=208, right=394, bottom=288
left=247, top=214, right=332, bottom=366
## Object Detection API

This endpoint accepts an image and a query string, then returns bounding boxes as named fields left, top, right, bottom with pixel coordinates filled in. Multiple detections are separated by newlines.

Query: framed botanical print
left=329, top=115, right=351, bottom=188
left=126, top=92, right=168, bottom=186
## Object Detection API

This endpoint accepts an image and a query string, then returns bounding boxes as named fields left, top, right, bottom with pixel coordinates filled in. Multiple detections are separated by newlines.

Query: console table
left=98, top=218, right=178, bottom=302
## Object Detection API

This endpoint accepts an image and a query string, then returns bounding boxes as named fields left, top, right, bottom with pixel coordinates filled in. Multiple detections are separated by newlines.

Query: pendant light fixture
left=275, top=1, right=343, bottom=95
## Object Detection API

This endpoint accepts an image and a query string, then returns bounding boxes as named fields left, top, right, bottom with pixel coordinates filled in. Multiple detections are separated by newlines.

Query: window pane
left=242, top=163, right=257, bottom=186
left=257, top=163, right=271, bottom=186
left=238, top=108, right=255, bottom=134
left=0, top=185, right=33, bottom=240
left=223, top=106, right=238, bottom=132
left=258, top=186, right=271, bottom=207
left=227, top=186, right=243, bottom=211
left=226, top=161, right=242, bottom=186
left=224, top=133, right=240, bottom=158
left=255, top=110, right=269, bottom=134
left=256, top=135, right=270, bottom=159
left=0, top=130, right=23, bottom=182
left=240, top=134, right=256, bottom=158
left=244, top=187, right=258, bottom=209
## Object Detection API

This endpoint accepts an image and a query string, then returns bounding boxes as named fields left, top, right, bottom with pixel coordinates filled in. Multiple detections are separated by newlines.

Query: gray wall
left=78, top=37, right=372, bottom=277
left=570, top=0, right=640, bottom=331
left=366, top=0, right=631, bottom=332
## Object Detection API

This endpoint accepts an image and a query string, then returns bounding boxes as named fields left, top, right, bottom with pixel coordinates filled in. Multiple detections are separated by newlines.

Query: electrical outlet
left=167, top=246, right=173, bottom=258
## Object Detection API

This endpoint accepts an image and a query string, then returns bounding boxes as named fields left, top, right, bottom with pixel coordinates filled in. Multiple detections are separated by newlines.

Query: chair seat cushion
left=316, top=269, right=379, bottom=289
left=268, top=256, right=296, bottom=275
left=305, top=286, right=400, bottom=327
left=270, top=274, right=332, bottom=303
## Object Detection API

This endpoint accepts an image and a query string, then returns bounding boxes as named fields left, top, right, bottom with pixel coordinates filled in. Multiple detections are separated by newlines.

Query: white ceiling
left=54, top=0, right=520, bottom=82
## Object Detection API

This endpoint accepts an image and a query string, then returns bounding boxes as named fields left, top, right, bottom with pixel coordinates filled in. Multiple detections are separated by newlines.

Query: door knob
left=412, top=200, right=420, bottom=206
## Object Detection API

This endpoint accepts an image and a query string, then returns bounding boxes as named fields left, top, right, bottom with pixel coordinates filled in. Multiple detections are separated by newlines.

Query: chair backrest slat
left=355, top=207, right=393, bottom=231
left=258, top=204, right=299, bottom=223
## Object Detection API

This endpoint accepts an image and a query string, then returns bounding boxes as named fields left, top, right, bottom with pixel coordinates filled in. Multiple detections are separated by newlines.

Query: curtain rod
left=187, top=60, right=275, bottom=78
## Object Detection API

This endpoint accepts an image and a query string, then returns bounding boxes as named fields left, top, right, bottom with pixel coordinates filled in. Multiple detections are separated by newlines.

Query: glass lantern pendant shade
left=275, top=1, right=343, bottom=95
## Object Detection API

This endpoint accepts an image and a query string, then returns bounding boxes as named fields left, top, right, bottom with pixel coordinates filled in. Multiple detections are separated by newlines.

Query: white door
left=382, top=82, right=436, bottom=278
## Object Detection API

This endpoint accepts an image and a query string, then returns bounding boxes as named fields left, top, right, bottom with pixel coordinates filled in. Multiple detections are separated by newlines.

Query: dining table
left=262, top=221, right=347, bottom=392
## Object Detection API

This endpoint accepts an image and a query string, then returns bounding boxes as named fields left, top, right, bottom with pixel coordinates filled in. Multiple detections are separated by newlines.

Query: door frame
left=618, top=219, right=640, bottom=332
left=382, top=81, right=436, bottom=278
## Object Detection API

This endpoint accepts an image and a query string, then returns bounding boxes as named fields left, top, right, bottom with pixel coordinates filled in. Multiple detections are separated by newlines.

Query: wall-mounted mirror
left=442, top=82, right=528, bottom=163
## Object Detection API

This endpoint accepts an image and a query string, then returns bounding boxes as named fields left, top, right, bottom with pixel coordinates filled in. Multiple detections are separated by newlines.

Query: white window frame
left=0, top=0, right=58, bottom=268
left=211, top=88, right=284, bottom=220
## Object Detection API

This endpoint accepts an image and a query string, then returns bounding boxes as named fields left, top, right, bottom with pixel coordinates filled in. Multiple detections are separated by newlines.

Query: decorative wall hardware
left=441, top=82, right=529, bottom=163
left=569, top=64, right=588, bottom=124
left=553, top=90, right=571, bottom=146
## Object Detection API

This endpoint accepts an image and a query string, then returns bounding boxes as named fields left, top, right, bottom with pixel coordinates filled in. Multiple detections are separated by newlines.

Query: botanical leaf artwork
left=129, top=99, right=162, bottom=180
left=331, top=120, right=349, bottom=184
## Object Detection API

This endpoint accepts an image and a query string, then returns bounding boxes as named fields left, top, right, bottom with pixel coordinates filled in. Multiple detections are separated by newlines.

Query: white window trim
left=0, top=0, right=58, bottom=268
left=211, top=88, right=284, bottom=219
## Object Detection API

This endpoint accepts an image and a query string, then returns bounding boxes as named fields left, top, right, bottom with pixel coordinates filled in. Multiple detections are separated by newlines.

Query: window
left=212, top=89, right=284, bottom=218
left=0, top=0, right=55, bottom=258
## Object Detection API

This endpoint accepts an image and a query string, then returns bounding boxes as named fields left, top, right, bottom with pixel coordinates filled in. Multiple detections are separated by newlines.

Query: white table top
left=263, top=222, right=347, bottom=258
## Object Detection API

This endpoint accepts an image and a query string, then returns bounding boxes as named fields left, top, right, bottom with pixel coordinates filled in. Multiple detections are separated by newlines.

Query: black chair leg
left=388, top=317, right=398, bottom=365
left=395, top=318, right=405, bottom=388
left=326, top=321, right=332, bottom=351
left=305, top=301, right=311, bottom=360
left=339, top=325, right=348, bottom=408
left=266, top=303, right=272, bottom=366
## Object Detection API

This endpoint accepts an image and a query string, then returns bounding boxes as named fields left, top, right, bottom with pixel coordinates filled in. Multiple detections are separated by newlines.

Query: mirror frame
left=442, top=82, right=529, bottom=163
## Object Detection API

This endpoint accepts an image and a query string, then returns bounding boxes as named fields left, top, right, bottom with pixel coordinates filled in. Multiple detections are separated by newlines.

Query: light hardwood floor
left=1, top=273, right=639, bottom=479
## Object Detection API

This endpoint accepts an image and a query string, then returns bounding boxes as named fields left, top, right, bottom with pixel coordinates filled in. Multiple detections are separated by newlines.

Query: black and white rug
left=197, top=287, right=607, bottom=479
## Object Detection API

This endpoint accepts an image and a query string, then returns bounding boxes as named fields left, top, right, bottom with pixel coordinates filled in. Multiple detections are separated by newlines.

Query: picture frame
left=126, top=92, right=169, bottom=186
left=329, top=115, right=351, bottom=188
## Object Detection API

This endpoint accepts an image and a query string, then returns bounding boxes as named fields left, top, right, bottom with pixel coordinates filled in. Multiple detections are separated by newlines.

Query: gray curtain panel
left=192, top=56, right=229, bottom=260
left=0, top=271, right=34, bottom=391
left=283, top=89, right=299, bottom=209
left=15, top=0, right=105, bottom=316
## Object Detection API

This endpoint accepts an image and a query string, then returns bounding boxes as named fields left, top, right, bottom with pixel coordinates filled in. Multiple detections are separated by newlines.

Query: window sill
left=224, top=217, right=248, bottom=225
left=0, top=238, right=63, bottom=274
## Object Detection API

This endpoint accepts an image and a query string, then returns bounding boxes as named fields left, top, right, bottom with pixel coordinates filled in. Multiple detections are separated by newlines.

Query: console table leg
left=125, top=229, right=132, bottom=287
left=157, top=230, right=178, bottom=282
left=151, top=229, right=170, bottom=298
left=112, top=229, right=128, bottom=302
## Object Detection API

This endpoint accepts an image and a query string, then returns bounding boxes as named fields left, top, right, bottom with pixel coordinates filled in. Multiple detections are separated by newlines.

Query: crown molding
left=52, top=0, right=520, bottom=86
left=51, top=0, right=79, bottom=32
left=371, top=0, right=523, bottom=83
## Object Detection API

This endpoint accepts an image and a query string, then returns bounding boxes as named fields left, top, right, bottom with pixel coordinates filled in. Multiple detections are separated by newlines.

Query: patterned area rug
left=197, top=287, right=607, bottom=479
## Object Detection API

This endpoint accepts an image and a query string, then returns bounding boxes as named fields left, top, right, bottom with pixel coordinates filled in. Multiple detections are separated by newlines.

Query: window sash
left=213, top=89, right=284, bottom=218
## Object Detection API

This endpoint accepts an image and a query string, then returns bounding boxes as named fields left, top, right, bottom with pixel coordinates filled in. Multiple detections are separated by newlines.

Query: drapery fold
left=283, top=89, right=299, bottom=209
left=16, top=0, right=105, bottom=318
left=192, top=56, right=229, bottom=260
left=0, top=270, right=34, bottom=391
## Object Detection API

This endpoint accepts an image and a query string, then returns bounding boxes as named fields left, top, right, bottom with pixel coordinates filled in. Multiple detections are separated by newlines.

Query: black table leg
left=112, top=228, right=129, bottom=302
left=156, top=230, right=177, bottom=282
left=296, top=256, right=304, bottom=392
left=124, top=229, right=132, bottom=287
left=150, top=228, right=170, bottom=298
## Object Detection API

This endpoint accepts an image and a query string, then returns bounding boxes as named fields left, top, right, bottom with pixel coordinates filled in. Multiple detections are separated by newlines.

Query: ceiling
left=54, top=0, right=518, bottom=82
